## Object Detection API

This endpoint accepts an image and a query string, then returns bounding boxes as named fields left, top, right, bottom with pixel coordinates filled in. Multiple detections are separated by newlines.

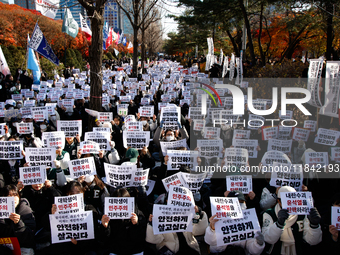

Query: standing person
left=262, top=186, right=322, bottom=255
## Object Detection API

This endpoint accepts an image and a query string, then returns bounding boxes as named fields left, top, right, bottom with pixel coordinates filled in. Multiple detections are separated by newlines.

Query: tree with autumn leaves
left=165, top=0, right=340, bottom=63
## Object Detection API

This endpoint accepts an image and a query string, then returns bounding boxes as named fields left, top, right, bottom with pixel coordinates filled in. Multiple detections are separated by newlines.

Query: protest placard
left=19, top=165, right=46, bottom=185
left=160, top=139, right=187, bottom=155
left=197, top=139, right=223, bottom=158
left=210, top=197, right=243, bottom=219
left=79, top=141, right=100, bottom=154
left=85, top=132, right=111, bottom=151
left=331, top=147, right=340, bottom=162
left=304, top=120, right=317, bottom=132
left=314, top=128, right=340, bottom=146
left=42, top=131, right=65, bottom=149
left=16, top=122, right=33, bottom=135
left=233, top=130, right=251, bottom=139
left=152, top=204, right=194, bottom=235
left=281, top=192, right=314, bottom=215
left=262, top=126, right=278, bottom=140
left=104, top=197, right=134, bottom=219
left=138, top=106, right=154, bottom=117
left=25, top=148, right=56, bottom=168
left=261, top=151, right=291, bottom=168
left=0, top=141, right=23, bottom=160
left=104, top=163, right=136, bottom=188
left=331, top=206, right=340, bottom=230
left=226, top=175, right=252, bottom=194
left=167, top=186, right=195, bottom=208
left=188, top=107, right=205, bottom=120
left=50, top=211, right=94, bottom=244
left=54, top=194, right=85, bottom=214
left=215, top=208, right=261, bottom=246
left=160, top=106, right=180, bottom=130
left=167, top=150, right=198, bottom=171
left=123, top=131, right=150, bottom=150
left=193, top=119, right=205, bottom=131
left=162, top=172, right=187, bottom=192
left=305, top=151, right=329, bottom=167
left=98, top=112, right=113, bottom=123
left=57, top=120, right=82, bottom=138
left=269, top=163, right=303, bottom=190
left=204, top=127, right=221, bottom=139
left=292, top=127, right=310, bottom=142
left=31, top=107, right=48, bottom=122
left=68, top=157, right=97, bottom=179
left=247, top=115, right=266, bottom=130
left=125, top=121, right=143, bottom=131
left=181, top=172, right=207, bottom=194
left=278, top=126, right=292, bottom=140
left=224, top=148, right=248, bottom=169
left=0, top=197, right=15, bottom=219
left=232, top=139, right=258, bottom=158
left=267, top=139, right=292, bottom=154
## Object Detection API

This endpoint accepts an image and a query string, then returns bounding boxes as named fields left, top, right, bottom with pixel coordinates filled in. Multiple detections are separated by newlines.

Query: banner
left=320, top=61, right=340, bottom=117
left=307, top=58, right=324, bottom=107
left=0, top=141, right=23, bottom=160
left=50, top=211, right=94, bottom=244
left=57, top=120, right=82, bottom=137
left=281, top=192, right=314, bottom=215
left=35, top=0, right=59, bottom=19
left=104, top=197, right=134, bottom=219
left=152, top=204, right=194, bottom=235
left=79, top=13, right=92, bottom=41
left=28, top=22, right=59, bottom=65
left=19, top=165, right=46, bottom=185
left=215, top=208, right=260, bottom=246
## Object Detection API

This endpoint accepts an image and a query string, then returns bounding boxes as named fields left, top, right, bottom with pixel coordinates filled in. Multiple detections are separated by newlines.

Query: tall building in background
left=55, top=0, right=85, bottom=27
left=14, top=0, right=35, bottom=9
left=0, top=0, right=10, bottom=4
left=105, top=1, right=120, bottom=30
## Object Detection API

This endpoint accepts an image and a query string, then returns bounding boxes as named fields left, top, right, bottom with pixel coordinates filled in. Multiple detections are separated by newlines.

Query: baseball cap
left=125, top=148, right=139, bottom=163
left=277, top=186, right=296, bottom=199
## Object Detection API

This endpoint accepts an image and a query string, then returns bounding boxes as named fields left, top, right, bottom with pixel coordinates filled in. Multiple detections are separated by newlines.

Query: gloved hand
left=160, top=120, right=164, bottom=129
left=255, top=231, right=264, bottom=245
left=177, top=120, right=182, bottom=129
left=308, top=207, right=321, bottom=228
left=277, top=209, right=289, bottom=228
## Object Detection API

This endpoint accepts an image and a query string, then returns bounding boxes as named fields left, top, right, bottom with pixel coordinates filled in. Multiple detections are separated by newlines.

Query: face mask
left=17, top=104, right=22, bottom=109
left=240, top=203, right=247, bottom=210
left=40, top=124, right=47, bottom=132
left=85, top=175, right=95, bottom=183
left=141, top=120, right=147, bottom=126
left=166, top=135, right=174, bottom=142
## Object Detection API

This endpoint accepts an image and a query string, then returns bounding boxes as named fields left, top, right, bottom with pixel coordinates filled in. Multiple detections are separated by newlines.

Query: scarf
left=275, top=203, right=298, bottom=255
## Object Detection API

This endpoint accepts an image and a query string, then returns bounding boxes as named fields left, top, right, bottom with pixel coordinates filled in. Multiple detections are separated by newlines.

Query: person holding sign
left=0, top=184, right=36, bottom=255
left=100, top=188, right=147, bottom=255
left=64, top=134, right=81, bottom=160
left=262, top=186, right=322, bottom=255
left=205, top=190, right=265, bottom=255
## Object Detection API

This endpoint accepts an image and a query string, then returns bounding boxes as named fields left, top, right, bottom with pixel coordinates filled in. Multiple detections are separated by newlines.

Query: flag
left=0, top=46, right=10, bottom=76
left=103, top=22, right=109, bottom=50
left=127, top=42, right=133, bottom=49
left=115, top=32, right=120, bottom=45
left=79, top=13, right=92, bottom=41
left=114, top=48, right=119, bottom=57
left=106, top=27, right=113, bottom=49
left=122, top=36, right=127, bottom=46
left=27, top=34, right=41, bottom=84
left=112, top=30, right=118, bottom=45
left=62, top=9, right=79, bottom=38
left=28, top=22, right=59, bottom=66
left=118, top=32, right=124, bottom=44
left=35, top=0, right=59, bottom=19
